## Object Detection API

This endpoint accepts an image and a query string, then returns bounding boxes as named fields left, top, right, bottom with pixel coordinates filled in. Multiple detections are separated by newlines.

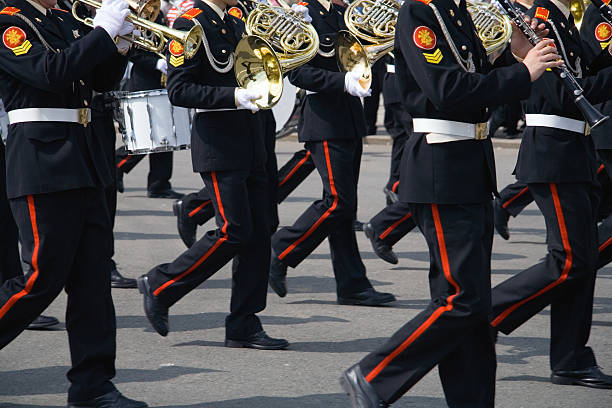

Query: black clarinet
left=591, top=0, right=612, bottom=24
left=495, top=0, right=608, bottom=128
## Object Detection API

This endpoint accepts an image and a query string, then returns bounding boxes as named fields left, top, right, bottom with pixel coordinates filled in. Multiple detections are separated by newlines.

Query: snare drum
left=116, top=89, right=191, bottom=154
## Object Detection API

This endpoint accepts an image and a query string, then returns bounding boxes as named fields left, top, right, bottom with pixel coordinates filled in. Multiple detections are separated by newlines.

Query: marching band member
left=267, top=0, right=396, bottom=305
left=137, top=0, right=289, bottom=350
left=0, top=0, right=148, bottom=406
left=490, top=0, right=612, bottom=390
left=341, top=0, right=562, bottom=406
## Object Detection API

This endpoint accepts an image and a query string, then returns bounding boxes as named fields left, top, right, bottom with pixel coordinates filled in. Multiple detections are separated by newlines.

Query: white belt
left=413, top=118, right=488, bottom=144
left=386, top=64, right=395, bottom=73
left=7, top=108, right=91, bottom=126
left=195, top=107, right=246, bottom=113
left=524, top=114, right=586, bottom=134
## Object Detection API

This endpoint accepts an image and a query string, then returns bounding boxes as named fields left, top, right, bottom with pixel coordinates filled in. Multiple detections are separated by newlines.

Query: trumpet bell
left=335, top=30, right=372, bottom=88
left=235, top=36, right=283, bottom=109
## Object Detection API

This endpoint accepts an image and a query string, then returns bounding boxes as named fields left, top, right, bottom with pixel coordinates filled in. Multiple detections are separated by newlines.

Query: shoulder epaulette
left=414, top=0, right=433, bottom=4
left=0, top=7, right=21, bottom=16
left=51, top=7, right=69, bottom=13
left=179, top=8, right=202, bottom=20
left=534, top=7, right=549, bottom=21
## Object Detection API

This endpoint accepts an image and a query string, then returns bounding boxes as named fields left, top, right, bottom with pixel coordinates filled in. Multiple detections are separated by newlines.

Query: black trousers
left=115, top=147, right=173, bottom=193
left=369, top=201, right=416, bottom=248
left=271, top=139, right=371, bottom=297
left=498, top=180, right=532, bottom=217
left=0, top=188, right=116, bottom=402
left=0, top=141, right=21, bottom=283
left=146, top=167, right=271, bottom=339
left=363, top=64, right=385, bottom=135
left=360, top=202, right=495, bottom=407
left=182, top=148, right=315, bottom=229
left=383, top=102, right=412, bottom=191
left=491, top=182, right=598, bottom=371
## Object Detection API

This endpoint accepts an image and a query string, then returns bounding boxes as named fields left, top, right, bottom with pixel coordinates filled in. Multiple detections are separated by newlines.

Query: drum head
left=272, top=77, right=297, bottom=133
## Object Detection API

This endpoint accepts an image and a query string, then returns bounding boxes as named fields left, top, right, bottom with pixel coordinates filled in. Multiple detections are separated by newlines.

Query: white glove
left=156, top=58, right=168, bottom=74
left=93, top=0, right=131, bottom=39
left=235, top=88, right=261, bottom=112
left=344, top=71, right=372, bottom=98
left=291, top=4, right=312, bottom=23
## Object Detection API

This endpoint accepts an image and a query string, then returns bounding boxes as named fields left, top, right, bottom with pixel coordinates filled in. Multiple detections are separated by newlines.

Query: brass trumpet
left=71, top=0, right=203, bottom=59
left=234, top=2, right=319, bottom=109
left=336, top=0, right=399, bottom=89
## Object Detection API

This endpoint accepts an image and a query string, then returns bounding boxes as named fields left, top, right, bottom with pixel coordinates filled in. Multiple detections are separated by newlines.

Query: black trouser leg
left=147, top=152, right=173, bottom=193
left=147, top=169, right=259, bottom=310
left=181, top=188, right=215, bottom=226
left=0, top=189, right=116, bottom=401
left=490, top=182, right=598, bottom=371
left=115, top=146, right=145, bottom=174
left=0, top=142, right=21, bottom=283
left=383, top=103, right=412, bottom=191
left=597, top=150, right=612, bottom=268
left=277, top=149, right=316, bottom=204
left=226, top=166, right=271, bottom=339
left=498, top=181, right=532, bottom=217
left=359, top=202, right=495, bottom=407
left=369, top=201, right=416, bottom=247
left=263, top=111, right=279, bottom=232
left=271, top=139, right=371, bottom=295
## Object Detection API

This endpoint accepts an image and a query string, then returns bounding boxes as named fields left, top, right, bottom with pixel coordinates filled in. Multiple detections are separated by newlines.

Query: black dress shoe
left=27, top=315, right=59, bottom=330
left=269, top=253, right=288, bottom=297
left=382, top=187, right=398, bottom=204
left=353, top=220, right=364, bottom=231
left=225, top=330, right=289, bottom=350
left=338, top=288, right=396, bottom=306
left=551, top=366, right=612, bottom=389
left=340, top=364, right=389, bottom=408
left=111, top=269, right=137, bottom=289
left=364, top=223, right=398, bottom=265
left=493, top=199, right=510, bottom=240
left=173, top=199, right=197, bottom=248
left=116, top=170, right=124, bottom=194
left=147, top=189, right=184, bottom=199
left=67, top=390, right=148, bottom=407
left=137, top=275, right=169, bottom=337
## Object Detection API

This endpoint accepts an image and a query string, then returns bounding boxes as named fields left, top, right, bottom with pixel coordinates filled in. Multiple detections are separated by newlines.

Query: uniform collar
left=550, top=0, right=570, bottom=19
left=454, top=0, right=460, bottom=7
left=25, top=0, right=48, bottom=16
left=202, top=0, right=225, bottom=19
left=317, top=0, right=332, bottom=12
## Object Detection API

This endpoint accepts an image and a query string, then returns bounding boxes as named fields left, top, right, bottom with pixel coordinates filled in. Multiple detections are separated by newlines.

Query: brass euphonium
left=466, top=1, right=513, bottom=56
left=336, top=0, right=399, bottom=89
left=234, top=2, right=319, bottom=109
left=71, top=0, right=203, bottom=59
left=570, top=0, right=587, bottom=29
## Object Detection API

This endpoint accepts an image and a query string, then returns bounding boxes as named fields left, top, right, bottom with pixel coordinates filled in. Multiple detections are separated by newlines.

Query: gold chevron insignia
left=423, top=48, right=443, bottom=64
left=11, top=39, right=31, bottom=55
left=601, top=41, right=610, bottom=49
left=169, top=55, right=184, bottom=67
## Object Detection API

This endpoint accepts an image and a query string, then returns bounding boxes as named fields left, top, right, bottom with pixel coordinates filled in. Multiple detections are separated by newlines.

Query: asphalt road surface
left=0, top=140, right=610, bottom=408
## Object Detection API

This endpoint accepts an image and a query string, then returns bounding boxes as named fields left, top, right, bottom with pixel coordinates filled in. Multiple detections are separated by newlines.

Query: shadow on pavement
left=116, top=209, right=173, bottom=217
left=114, top=232, right=178, bottom=240
left=0, top=365, right=215, bottom=397
left=497, top=336, right=548, bottom=365
left=117, top=312, right=348, bottom=333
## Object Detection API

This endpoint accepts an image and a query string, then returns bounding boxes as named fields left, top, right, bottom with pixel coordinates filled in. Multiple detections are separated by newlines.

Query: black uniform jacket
left=516, top=0, right=612, bottom=183
left=287, top=0, right=366, bottom=142
left=0, top=0, right=126, bottom=199
left=396, top=0, right=531, bottom=204
left=382, top=56, right=402, bottom=105
left=580, top=3, right=612, bottom=150
left=167, top=0, right=266, bottom=172
left=127, top=15, right=165, bottom=92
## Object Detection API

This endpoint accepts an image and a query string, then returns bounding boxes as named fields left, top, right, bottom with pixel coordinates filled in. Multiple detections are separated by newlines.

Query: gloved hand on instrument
left=235, top=88, right=261, bottom=113
left=291, top=3, right=312, bottom=23
left=93, top=0, right=131, bottom=40
left=156, top=58, right=168, bottom=75
left=344, top=71, right=372, bottom=98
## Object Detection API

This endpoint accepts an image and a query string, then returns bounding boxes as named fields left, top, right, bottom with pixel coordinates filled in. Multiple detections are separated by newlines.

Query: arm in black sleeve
left=287, top=61, right=346, bottom=93
left=92, top=54, right=129, bottom=91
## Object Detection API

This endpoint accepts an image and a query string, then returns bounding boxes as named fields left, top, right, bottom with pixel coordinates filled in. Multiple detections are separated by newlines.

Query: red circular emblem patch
left=228, top=7, right=243, bottom=20
left=169, top=40, right=184, bottom=56
left=413, top=26, right=436, bottom=50
left=3, top=26, right=26, bottom=49
left=595, top=22, right=612, bottom=42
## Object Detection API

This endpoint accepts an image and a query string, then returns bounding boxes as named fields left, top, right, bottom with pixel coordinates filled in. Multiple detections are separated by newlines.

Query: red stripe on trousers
left=278, top=151, right=311, bottom=187
left=502, top=187, right=529, bottom=209
left=188, top=200, right=212, bottom=218
left=379, top=212, right=412, bottom=240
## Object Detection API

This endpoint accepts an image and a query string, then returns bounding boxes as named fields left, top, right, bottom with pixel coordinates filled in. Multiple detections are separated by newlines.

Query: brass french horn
left=467, top=1, right=513, bottom=56
left=335, top=0, right=399, bottom=89
left=234, top=2, right=320, bottom=109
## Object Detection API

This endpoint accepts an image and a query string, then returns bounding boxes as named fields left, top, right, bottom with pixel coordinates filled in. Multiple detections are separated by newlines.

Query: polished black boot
left=225, top=330, right=289, bottom=350
left=269, top=252, right=288, bottom=297
left=493, top=198, right=510, bottom=240
left=173, top=199, right=197, bottom=248
left=340, top=364, right=389, bottom=408
left=137, top=275, right=169, bottom=337
left=67, top=390, right=147, bottom=408
left=110, top=263, right=137, bottom=289
left=551, top=366, right=612, bottom=389
left=364, top=223, right=398, bottom=265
